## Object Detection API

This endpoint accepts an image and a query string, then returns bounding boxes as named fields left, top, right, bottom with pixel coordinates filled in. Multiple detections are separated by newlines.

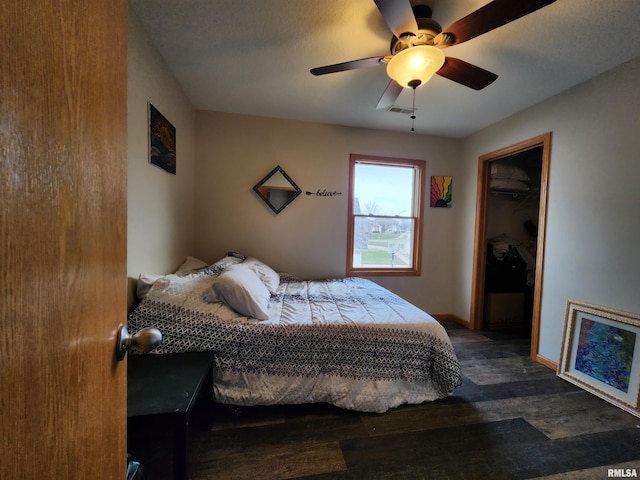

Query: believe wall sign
left=305, top=189, right=342, bottom=196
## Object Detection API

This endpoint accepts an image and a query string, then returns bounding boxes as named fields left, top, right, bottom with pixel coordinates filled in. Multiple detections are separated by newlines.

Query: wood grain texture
left=0, top=1, right=128, bottom=478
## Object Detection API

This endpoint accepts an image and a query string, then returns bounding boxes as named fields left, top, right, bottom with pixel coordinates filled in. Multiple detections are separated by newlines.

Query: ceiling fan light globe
left=386, top=46, right=445, bottom=89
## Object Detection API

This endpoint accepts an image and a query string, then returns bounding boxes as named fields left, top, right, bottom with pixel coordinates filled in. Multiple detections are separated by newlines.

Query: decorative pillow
left=242, top=257, right=280, bottom=294
left=205, top=264, right=270, bottom=320
left=174, top=256, right=209, bottom=276
left=211, top=254, right=244, bottom=270
left=136, top=273, right=163, bottom=300
left=225, top=251, right=247, bottom=261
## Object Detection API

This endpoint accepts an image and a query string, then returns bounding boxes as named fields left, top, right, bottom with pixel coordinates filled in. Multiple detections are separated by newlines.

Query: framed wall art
left=430, top=176, right=452, bottom=208
left=558, top=299, right=640, bottom=417
left=149, top=103, right=176, bottom=175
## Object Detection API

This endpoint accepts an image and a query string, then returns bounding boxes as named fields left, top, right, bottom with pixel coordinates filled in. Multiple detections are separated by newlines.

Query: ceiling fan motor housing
left=390, top=17, right=442, bottom=55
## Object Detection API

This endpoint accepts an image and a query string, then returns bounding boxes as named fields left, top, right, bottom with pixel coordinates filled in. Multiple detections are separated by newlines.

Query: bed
left=128, top=255, right=462, bottom=413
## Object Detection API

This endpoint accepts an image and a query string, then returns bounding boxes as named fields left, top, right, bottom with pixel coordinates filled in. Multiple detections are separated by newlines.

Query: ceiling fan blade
left=436, top=57, right=498, bottom=90
left=373, top=0, right=418, bottom=39
left=376, top=80, right=403, bottom=110
left=440, top=0, right=556, bottom=47
left=310, top=56, right=384, bottom=76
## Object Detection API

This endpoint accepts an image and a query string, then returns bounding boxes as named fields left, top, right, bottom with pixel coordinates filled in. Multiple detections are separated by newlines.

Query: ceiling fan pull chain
left=410, top=86, right=416, bottom=132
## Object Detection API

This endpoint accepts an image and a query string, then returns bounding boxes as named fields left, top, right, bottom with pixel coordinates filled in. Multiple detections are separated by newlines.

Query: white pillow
left=136, top=273, right=163, bottom=300
left=174, top=256, right=209, bottom=276
left=205, top=264, right=270, bottom=320
left=211, top=255, right=244, bottom=270
left=243, top=257, right=280, bottom=294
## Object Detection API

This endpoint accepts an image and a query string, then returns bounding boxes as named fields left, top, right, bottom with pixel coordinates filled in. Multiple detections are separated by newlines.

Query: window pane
left=352, top=216, right=414, bottom=268
left=353, top=164, right=414, bottom=216
left=348, top=153, right=425, bottom=277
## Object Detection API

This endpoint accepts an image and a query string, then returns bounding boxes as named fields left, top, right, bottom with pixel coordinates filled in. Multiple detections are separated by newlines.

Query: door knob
left=116, top=324, right=162, bottom=361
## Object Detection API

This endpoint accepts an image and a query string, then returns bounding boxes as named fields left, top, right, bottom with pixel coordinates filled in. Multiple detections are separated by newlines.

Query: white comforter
left=128, top=270, right=462, bottom=413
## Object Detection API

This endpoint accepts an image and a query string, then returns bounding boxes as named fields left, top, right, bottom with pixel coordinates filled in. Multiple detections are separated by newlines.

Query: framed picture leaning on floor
left=558, top=299, right=640, bottom=418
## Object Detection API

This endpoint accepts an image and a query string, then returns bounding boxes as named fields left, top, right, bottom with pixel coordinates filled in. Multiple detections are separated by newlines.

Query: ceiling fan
left=310, top=0, right=557, bottom=110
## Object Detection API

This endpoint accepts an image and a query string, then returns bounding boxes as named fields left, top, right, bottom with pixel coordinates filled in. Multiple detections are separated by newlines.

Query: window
left=347, top=154, right=425, bottom=276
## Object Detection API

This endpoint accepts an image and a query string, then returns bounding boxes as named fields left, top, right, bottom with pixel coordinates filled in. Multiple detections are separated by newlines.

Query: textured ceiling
left=130, top=0, right=640, bottom=137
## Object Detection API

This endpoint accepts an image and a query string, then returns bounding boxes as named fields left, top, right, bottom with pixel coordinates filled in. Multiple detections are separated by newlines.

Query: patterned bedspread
left=128, top=269, right=462, bottom=412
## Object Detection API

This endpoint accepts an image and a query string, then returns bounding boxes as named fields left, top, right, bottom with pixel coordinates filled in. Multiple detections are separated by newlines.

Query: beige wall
left=127, top=6, right=640, bottom=365
left=127, top=4, right=464, bottom=316
left=456, top=57, right=640, bottom=362
left=127, top=9, right=197, bottom=305
left=194, top=111, right=461, bottom=314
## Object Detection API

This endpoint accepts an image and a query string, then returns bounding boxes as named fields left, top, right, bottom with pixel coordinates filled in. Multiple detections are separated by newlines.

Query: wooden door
left=1, top=1, right=128, bottom=478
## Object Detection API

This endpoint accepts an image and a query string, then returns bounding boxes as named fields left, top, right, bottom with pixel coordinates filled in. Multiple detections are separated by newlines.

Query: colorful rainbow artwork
left=431, top=176, right=452, bottom=208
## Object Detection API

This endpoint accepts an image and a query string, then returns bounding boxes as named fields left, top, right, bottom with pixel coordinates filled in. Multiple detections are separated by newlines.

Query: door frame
left=469, top=132, right=553, bottom=367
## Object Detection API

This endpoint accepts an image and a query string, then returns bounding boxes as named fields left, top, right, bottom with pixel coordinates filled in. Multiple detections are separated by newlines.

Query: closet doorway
left=470, top=132, right=552, bottom=367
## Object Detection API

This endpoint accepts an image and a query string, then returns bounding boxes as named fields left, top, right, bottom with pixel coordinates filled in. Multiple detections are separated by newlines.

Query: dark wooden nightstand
left=127, top=352, right=213, bottom=480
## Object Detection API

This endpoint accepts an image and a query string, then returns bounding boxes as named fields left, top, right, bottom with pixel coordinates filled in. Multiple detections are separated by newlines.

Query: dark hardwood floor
left=129, top=321, right=640, bottom=479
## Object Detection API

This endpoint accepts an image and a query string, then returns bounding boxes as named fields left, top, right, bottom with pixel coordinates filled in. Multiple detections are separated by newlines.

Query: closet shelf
left=490, top=187, right=539, bottom=206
